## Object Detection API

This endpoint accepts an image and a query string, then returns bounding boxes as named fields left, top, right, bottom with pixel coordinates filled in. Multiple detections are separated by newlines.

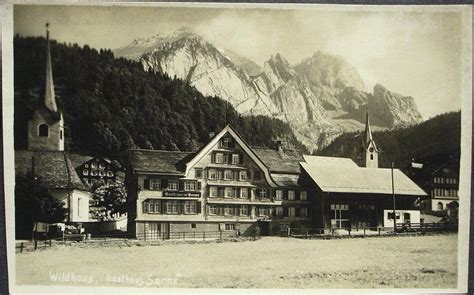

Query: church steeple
left=26, top=22, right=64, bottom=151
left=44, top=22, right=58, bottom=112
left=362, top=111, right=379, bottom=168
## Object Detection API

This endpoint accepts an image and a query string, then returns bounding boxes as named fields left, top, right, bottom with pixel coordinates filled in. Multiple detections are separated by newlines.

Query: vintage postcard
left=2, top=2, right=472, bottom=294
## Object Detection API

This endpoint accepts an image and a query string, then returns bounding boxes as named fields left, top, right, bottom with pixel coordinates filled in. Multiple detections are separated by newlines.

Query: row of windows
left=207, top=205, right=308, bottom=218
left=143, top=200, right=199, bottom=214
left=144, top=179, right=201, bottom=191
left=84, top=163, right=111, bottom=170
left=212, top=152, right=243, bottom=165
left=143, top=179, right=308, bottom=201
left=432, top=188, right=458, bottom=198
left=433, top=177, right=457, bottom=184
left=208, top=187, right=307, bottom=201
left=206, top=168, right=252, bottom=181
left=83, top=170, right=114, bottom=177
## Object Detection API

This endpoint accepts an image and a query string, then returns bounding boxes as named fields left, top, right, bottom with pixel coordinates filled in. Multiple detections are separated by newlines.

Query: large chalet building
left=406, top=152, right=460, bottom=215
left=126, top=114, right=426, bottom=238
left=126, top=125, right=312, bottom=238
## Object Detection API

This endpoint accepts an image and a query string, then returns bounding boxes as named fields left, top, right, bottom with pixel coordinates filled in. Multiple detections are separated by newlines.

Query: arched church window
left=60, top=130, right=63, bottom=140
left=370, top=154, right=374, bottom=160
left=38, top=124, right=49, bottom=137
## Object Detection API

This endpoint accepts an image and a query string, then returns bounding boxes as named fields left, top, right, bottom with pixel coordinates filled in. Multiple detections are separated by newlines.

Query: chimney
left=276, top=140, right=286, bottom=153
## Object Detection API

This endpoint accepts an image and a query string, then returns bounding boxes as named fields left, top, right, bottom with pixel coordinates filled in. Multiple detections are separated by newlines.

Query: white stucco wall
left=51, top=189, right=91, bottom=222
left=383, top=210, right=420, bottom=227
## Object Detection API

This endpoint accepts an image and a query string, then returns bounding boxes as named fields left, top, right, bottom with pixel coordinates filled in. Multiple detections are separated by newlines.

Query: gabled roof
left=303, top=155, right=359, bottom=168
left=271, top=173, right=300, bottom=187
left=408, top=151, right=460, bottom=178
left=68, top=153, right=94, bottom=169
left=69, top=154, right=124, bottom=170
left=301, top=159, right=426, bottom=196
left=15, top=150, right=88, bottom=191
left=184, top=125, right=278, bottom=187
left=253, top=147, right=303, bottom=174
left=129, top=149, right=194, bottom=174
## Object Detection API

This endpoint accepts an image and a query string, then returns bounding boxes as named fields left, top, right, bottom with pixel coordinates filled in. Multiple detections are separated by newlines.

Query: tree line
left=14, top=35, right=307, bottom=163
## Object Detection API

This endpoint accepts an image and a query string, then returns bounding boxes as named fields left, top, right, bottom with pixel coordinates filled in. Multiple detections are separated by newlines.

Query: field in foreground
left=16, top=234, right=457, bottom=289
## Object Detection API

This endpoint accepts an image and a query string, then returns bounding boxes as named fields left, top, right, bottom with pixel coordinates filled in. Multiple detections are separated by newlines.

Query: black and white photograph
left=2, top=2, right=472, bottom=293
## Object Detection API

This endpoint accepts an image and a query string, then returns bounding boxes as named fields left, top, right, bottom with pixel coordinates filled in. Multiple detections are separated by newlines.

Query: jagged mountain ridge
left=114, top=28, right=423, bottom=151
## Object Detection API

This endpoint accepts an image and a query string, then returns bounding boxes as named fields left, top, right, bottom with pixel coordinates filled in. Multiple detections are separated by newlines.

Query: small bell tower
left=27, top=23, right=65, bottom=151
left=361, top=111, right=378, bottom=168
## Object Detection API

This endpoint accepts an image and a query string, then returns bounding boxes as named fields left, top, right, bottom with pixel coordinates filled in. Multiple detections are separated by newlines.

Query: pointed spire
left=44, top=22, right=58, bottom=112
left=364, top=110, right=374, bottom=147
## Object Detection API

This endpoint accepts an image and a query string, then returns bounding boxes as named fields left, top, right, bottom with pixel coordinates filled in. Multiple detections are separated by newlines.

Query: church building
left=301, top=112, right=426, bottom=229
left=15, top=24, right=91, bottom=223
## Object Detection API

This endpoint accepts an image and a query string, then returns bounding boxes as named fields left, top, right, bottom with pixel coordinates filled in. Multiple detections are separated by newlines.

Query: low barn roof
left=15, top=150, right=88, bottom=191
left=252, top=147, right=303, bottom=174
left=129, top=149, right=194, bottom=174
left=301, top=160, right=427, bottom=196
left=271, top=173, right=300, bottom=187
left=303, top=155, right=359, bottom=168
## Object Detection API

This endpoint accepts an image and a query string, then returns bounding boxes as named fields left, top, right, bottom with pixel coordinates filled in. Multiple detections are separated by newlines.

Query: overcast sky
left=14, top=4, right=465, bottom=119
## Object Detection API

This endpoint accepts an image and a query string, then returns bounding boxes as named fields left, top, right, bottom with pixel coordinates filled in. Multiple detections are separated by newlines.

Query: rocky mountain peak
left=113, top=28, right=424, bottom=152
left=263, top=53, right=294, bottom=84
left=295, top=50, right=366, bottom=91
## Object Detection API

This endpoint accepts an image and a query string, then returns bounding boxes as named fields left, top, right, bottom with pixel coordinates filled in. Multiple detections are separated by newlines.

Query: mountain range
left=114, top=27, right=423, bottom=151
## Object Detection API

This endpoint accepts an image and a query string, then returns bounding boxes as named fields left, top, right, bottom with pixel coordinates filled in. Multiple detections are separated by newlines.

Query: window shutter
left=162, top=179, right=168, bottom=188
left=197, top=182, right=202, bottom=190
left=161, top=201, right=166, bottom=214
left=144, top=179, right=150, bottom=189
left=295, top=207, right=300, bottom=217
left=239, top=154, right=244, bottom=164
left=227, top=154, right=232, bottom=164
left=296, top=191, right=300, bottom=201
left=179, top=181, right=184, bottom=191
left=142, top=201, right=148, bottom=213
left=283, top=207, right=288, bottom=217
left=197, top=202, right=201, bottom=214
left=211, top=153, right=215, bottom=163
left=180, top=202, right=185, bottom=214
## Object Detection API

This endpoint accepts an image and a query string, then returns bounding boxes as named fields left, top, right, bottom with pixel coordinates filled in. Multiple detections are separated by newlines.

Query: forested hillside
left=14, top=36, right=307, bottom=160
left=317, top=112, right=461, bottom=168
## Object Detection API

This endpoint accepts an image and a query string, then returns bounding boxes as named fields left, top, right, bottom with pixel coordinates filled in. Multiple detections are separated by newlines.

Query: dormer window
left=38, top=124, right=49, bottom=137
left=221, top=137, right=232, bottom=149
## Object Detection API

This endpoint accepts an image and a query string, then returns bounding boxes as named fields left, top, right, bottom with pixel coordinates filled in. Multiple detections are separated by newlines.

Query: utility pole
left=391, top=162, right=397, bottom=233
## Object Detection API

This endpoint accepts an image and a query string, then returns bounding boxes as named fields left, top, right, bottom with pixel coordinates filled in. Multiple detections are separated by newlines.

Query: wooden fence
left=15, top=240, right=53, bottom=253
left=286, top=222, right=458, bottom=239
